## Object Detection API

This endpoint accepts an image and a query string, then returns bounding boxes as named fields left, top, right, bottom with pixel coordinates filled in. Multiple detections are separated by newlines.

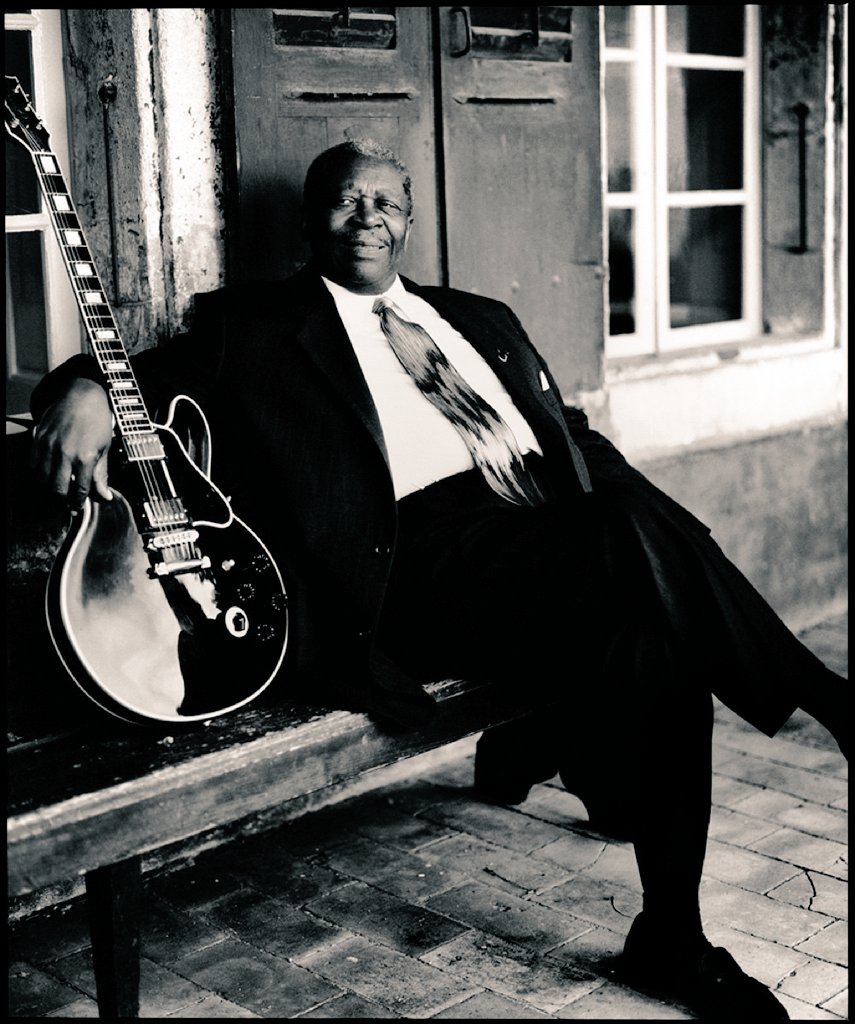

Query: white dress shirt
left=322, top=275, right=541, bottom=499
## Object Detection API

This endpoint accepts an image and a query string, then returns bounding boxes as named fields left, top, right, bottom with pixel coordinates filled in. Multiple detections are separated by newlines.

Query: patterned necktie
left=372, top=298, right=544, bottom=506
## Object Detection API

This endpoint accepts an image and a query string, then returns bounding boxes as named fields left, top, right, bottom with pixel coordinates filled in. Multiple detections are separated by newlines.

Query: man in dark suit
left=32, top=139, right=845, bottom=1019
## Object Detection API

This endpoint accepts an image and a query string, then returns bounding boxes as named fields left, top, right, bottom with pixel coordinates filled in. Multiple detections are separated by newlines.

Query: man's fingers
left=67, top=462, right=95, bottom=511
left=92, top=451, right=113, bottom=502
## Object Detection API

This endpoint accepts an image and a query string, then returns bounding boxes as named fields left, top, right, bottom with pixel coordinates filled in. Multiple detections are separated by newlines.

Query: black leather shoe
left=619, top=913, right=789, bottom=1019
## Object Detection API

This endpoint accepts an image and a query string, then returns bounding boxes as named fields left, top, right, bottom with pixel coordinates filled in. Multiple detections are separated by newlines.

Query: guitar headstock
left=5, top=75, right=50, bottom=154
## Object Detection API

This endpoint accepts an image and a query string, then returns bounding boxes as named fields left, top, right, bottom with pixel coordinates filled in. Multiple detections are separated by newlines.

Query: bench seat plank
left=9, top=678, right=543, bottom=897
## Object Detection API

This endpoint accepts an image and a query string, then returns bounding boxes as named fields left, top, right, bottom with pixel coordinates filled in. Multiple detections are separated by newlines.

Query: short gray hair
left=303, top=138, right=413, bottom=213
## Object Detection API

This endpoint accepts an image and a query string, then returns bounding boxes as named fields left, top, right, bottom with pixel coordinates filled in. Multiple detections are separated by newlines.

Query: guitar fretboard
left=34, top=149, right=163, bottom=461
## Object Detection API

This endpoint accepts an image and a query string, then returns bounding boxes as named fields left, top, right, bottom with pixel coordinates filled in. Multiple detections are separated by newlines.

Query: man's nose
left=354, top=197, right=381, bottom=226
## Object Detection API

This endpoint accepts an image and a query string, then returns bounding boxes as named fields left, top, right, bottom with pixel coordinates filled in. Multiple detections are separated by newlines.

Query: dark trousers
left=376, top=453, right=820, bottom=921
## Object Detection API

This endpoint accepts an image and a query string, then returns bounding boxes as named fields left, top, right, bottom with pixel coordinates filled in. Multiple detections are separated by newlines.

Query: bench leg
left=85, top=856, right=142, bottom=1018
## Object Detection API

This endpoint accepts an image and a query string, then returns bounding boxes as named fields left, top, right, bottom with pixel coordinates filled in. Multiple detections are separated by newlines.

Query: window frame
left=603, top=4, right=762, bottom=360
left=5, top=8, right=80, bottom=414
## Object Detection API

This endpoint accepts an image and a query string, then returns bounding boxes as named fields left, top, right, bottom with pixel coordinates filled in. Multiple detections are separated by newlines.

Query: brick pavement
left=8, top=612, right=848, bottom=1019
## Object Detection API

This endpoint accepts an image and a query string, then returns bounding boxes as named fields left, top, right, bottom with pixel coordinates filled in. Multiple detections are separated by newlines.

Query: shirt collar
left=321, top=274, right=409, bottom=316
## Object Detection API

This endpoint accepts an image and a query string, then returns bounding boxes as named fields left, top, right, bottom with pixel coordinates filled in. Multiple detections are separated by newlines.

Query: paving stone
left=564, top=842, right=641, bottom=890
left=795, top=921, right=848, bottom=965
left=204, top=888, right=348, bottom=961
left=706, top=806, right=782, bottom=846
left=206, top=838, right=351, bottom=905
left=337, top=796, right=457, bottom=852
left=44, top=997, right=97, bottom=1017
left=425, top=880, right=592, bottom=954
left=147, top=860, right=247, bottom=914
left=430, top=990, right=554, bottom=1018
left=8, top=961, right=83, bottom=1017
left=294, top=991, right=401, bottom=1017
left=421, top=929, right=601, bottom=1014
left=141, top=896, right=229, bottom=964
left=167, top=936, right=342, bottom=1017
left=297, top=932, right=479, bottom=1016
left=548, top=923, right=626, bottom=971
left=167, top=994, right=262, bottom=1017
left=714, top=754, right=848, bottom=805
left=703, top=923, right=811, bottom=987
left=527, top=833, right=609, bottom=876
left=772, top=992, right=847, bottom=1020
left=321, top=834, right=468, bottom=900
left=715, top=730, right=847, bottom=775
left=424, top=833, right=573, bottom=895
left=776, top=956, right=849, bottom=1005
left=515, top=784, right=590, bottom=828
left=698, top=879, right=829, bottom=946
left=820, top=988, right=849, bottom=1017
left=732, top=789, right=850, bottom=843
left=46, top=951, right=211, bottom=1016
left=416, top=797, right=570, bottom=854
left=305, top=880, right=467, bottom=956
left=711, top=772, right=765, bottom=808
left=748, top=827, right=848, bottom=879
left=535, top=876, right=642, bottom=936
left=9, top=901, right=91, bottom=964
left=554, top=980, right=692, bottom=1019
left=768, top=870, right=848, bottom=920
left=701, top=837, right=802, bottom=893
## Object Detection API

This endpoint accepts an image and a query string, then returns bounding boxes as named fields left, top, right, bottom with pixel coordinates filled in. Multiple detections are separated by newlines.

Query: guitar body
left=47, top=397, right=288, bottom=724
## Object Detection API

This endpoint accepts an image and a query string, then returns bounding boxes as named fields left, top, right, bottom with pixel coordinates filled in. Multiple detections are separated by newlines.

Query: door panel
left=438, top=5, right=603, bottom=389
left=230, top=7, right=440, bottom=283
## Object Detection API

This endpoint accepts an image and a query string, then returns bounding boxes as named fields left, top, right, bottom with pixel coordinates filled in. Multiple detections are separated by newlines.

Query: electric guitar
left=5, top=75, right=288, bottom=724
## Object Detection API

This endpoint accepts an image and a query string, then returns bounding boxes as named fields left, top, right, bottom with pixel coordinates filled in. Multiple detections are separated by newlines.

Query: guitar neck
left=33, top=148, right=156, bottom=446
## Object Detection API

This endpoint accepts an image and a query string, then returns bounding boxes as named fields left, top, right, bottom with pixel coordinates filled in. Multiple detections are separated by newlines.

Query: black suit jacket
left=31, top=266, right=631, bottom=727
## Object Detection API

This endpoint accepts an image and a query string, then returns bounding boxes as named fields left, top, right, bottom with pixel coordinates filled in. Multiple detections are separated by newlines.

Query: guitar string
left=24, top=128, right=198, bottom=564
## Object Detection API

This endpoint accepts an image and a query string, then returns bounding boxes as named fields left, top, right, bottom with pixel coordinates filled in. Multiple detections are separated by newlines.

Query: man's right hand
left=31, top=378, right=114, bottom=510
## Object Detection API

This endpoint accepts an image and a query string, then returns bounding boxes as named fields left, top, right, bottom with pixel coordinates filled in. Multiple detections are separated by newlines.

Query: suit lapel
left=286, top=269, right=389, bottom=463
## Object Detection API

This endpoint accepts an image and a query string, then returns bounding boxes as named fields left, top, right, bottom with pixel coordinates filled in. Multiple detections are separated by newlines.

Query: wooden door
left=230, top=7, right=441, bottom=284
left=436, top=6, right=603, bottom=386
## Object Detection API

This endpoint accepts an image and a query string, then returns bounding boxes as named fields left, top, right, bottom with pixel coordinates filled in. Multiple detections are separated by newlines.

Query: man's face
left=306, top=156, right=413, bottom=294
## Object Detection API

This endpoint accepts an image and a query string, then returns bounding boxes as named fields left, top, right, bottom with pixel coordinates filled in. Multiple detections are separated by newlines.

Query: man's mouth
left=344, top=238, right=386, bottom=252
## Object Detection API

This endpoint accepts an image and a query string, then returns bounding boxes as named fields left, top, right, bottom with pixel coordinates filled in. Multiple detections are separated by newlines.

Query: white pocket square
left=539, top=370, right=550, bottom=391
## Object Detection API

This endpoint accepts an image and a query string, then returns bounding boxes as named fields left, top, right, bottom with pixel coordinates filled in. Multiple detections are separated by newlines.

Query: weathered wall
left=62, top=8, right=226, bottom=350
left=639, top=422, right=848, bottom=626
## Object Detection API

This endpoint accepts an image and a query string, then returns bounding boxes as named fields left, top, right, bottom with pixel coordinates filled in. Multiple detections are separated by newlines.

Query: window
left=5, top=9, right=78, bottom=415
left=603, top=5, right=761, bottom=358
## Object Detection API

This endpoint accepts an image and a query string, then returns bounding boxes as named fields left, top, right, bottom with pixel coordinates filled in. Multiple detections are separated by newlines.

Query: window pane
left=669, top=206, right=742, bottom=328
left=606, top=63, right=633, bottom=191
left=5, top=29, right=39, bottom=215
left=608, top=209, right=635, bottom=336
left=6, top=231, right=49, bottom=409
left=667, top=5, right=744, bottom=56
left=604, top=6, right=633, bottom=49
left=668, top=69, right=743, bottom=191
left=273, top=8, right=396, bottom=50
left=469, top=6, right=573, bottom=61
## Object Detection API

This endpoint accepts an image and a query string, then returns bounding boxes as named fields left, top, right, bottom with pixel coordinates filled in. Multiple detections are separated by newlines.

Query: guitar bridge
left=147, top=529, right=200, bottom=551
left=152, top=555, right=212, bottom=578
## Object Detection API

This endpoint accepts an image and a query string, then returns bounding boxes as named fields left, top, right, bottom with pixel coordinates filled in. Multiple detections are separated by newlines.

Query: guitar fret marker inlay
left=51, top=194, right=72, bottom=211
left=74, top=263, right=94, bottom=276
left=64, top=231, right=83, bottom=246
left=83, top=291, right=103, bottom=304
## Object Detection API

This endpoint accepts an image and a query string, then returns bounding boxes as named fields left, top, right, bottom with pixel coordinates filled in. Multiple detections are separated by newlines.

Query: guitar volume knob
left=251, top=555, right=269, bottom=573
left=271, top=592, right=288, bottom=613
left=236, top=583, right=255, bottom=601
left=256, top=623, right=276, bottom=642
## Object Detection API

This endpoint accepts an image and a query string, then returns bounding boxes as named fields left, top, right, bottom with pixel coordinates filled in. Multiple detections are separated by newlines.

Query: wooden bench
left=8, top=677, right=547, bottom=1018
left=7, top=422, right=547, bottom=1018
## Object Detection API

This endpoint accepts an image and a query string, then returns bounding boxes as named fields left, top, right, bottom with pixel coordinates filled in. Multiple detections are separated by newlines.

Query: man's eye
left=334, top=196, right=357, bottom=207
left=379, top=200, right=402, bottom=212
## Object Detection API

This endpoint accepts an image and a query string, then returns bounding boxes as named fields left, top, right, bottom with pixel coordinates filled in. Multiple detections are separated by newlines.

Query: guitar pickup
left=152, top=555, right=212, bottom=578
left=147, top=530, right=200, bottom=551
